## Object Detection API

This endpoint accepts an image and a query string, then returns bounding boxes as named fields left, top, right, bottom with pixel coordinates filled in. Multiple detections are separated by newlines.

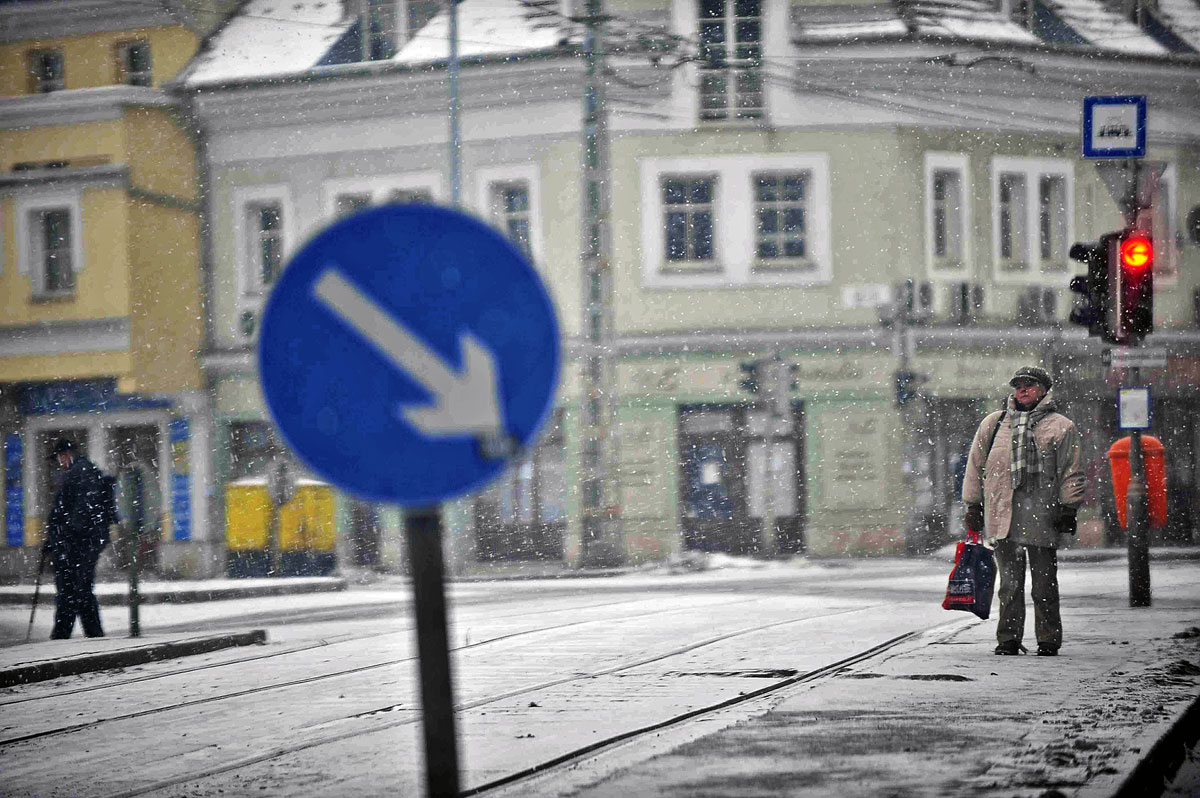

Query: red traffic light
left=1119, top=236, right=1152, bottom=271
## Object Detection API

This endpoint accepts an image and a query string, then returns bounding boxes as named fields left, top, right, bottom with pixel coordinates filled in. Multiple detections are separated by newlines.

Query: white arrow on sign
left=313, top=268, right=504, bottom=438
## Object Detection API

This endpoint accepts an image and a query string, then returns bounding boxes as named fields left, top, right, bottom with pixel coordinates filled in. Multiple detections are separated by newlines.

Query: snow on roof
left=393, top=0, right=567, bottom=65
left=183, top=0, right=350, bottom=86
left=1039, top=0, right=1168, bottom=55
left=1150, top=0, right=1200, bottom=52
left=792, top=3, right=910, bottom=41
left=901, top=0, right=1040, bottom=44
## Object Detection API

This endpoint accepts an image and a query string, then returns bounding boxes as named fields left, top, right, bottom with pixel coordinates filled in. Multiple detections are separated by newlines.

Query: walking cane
left=26, top=544, right=49, bottom=643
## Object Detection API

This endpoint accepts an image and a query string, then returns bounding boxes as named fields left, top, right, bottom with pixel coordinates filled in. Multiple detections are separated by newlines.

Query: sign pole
left=1126, top=368, right=1152, bottom=607
left=406, top=507, right=460, bottom=798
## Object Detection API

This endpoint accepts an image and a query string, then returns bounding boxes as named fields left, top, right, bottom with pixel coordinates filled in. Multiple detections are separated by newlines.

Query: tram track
left=88, top=603, right=921, bottom=798
left=0, top=594, right=673, bottom=708
left=0, top=593, right=775, bottom=746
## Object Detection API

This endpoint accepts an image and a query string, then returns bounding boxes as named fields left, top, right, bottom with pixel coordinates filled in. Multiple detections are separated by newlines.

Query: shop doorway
left=678, top=404, right=806, bottom=556
left=109, top=425, right=163, bottom=571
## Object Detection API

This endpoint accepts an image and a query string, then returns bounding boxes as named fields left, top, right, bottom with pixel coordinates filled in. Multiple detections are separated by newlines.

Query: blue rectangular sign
left=1083, top=96, right=1147, bottom=159
left=169, top=418, right=191, bottom=541
left=5, top=435, right=23, bottom=547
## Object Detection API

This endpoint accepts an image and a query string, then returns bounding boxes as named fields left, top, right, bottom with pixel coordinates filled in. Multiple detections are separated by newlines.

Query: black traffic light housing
left=738, top=360, right=761, bottom=394
left=894, top=369, right=927, bottom=407
left=1111, top=232, right=1154, bottom=344
left=1068, top=231, right=1153, bottom=345
left=1068, top=234, right=1114, bottom=339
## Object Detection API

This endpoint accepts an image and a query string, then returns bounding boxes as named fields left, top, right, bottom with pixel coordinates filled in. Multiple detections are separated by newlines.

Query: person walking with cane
left=46, top=439, right=111, bottom=639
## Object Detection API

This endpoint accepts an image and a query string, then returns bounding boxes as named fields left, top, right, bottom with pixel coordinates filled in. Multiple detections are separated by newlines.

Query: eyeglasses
left=1012, top=380, right=1040, bottom=390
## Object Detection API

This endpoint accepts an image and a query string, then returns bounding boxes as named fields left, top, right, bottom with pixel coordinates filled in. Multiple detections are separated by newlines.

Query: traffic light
left=739, top=360, right=760, bottom=394
left=1112, top=232, right=1153, bottom=343
left=894, top=369, right=927, bottom=407
left=1068, top=234, right=1114, bottom=338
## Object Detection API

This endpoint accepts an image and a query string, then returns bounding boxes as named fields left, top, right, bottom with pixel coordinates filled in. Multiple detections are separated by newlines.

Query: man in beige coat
left=962, top=366, right=1085, bottom=656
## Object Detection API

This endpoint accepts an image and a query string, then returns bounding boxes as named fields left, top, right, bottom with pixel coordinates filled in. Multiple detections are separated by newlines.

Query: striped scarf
left=1009, top=393, right=1056, bottom=490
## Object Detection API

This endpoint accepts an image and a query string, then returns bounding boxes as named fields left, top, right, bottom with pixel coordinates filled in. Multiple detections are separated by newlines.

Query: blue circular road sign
left=258, top=204, right=561, bottom=506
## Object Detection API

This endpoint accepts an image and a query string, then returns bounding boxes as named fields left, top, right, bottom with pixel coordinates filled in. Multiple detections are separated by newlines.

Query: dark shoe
left=995, top=641, right=1021, bottom=655
left=1036, top=644, right=1059, bottom=657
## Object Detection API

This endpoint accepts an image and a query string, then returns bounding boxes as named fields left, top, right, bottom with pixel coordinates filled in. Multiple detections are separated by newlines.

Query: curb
left=0, top=578, right=346, bottom=607
left=1112, top=691, right=1200, bottom=798
left=0, top=629, right=267, bottom=688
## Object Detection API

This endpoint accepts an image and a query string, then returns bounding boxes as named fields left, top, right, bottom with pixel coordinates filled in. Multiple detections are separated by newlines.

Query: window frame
left=28, top=48, right=64, bottom=93
left=751, top=169, right=816, bottom=272
left=924, top=152, right=971, bottom=279
left=116, top=40, right=153, bottom=87
left=474, top=164, right=544, bottom=265
left=990, top=157, right=1074, bottom=284
left=233, top=186, right=294, bottom=303
left=640, top=153, right=831, bottom=288
left=1153, top=162, right=1179, bottom=286
left=697, top=0, right=764, bottom=122
left=320, top=172, right=444, bottom=220
left=661, top=173, right=720, bottom=271
left=15, top=192, right=84, bottom=299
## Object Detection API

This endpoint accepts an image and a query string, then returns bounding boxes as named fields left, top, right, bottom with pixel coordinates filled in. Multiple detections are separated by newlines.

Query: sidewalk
left=524, top=589, right=1200, bottom=797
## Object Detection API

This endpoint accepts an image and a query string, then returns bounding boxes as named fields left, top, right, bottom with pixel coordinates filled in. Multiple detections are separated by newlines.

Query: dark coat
left=47, top=456, right=111, bottom=558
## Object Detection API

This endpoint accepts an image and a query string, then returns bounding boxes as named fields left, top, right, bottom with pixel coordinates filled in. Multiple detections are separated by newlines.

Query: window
left=28, top=49, right=64, bottom=93
left=1038, top=175, right=1067, bottom=270
left=118, top=41, right=152, bottom=86
left=992, top=158, right=1073, bottom=281
left=698, top=0, right=763, bottom=121
left=34, top=209, right=75, bottom=295
left=925, top=153, right=970, bottom=276
left=489, top=181, right=532, bottom=258
left=322, top=174, right=442, bottom=220
left=246, top=202, right=283, bottom=293
left=335, top=193, right=372, bottom=218
left=474, top=412, right=566, bottom=561
left=663, top=175, right=717, bottom=268
left=1153, top=163, right=1179, bottom=284
left=16, top=194, right=83, bottom=297
left=753, top=172, right=811, bottom=270
left=640, top=154, right=831, bottom=288
left=233, top=186, right=292, bottom=305
left=367, top=0, right=398, bottom=60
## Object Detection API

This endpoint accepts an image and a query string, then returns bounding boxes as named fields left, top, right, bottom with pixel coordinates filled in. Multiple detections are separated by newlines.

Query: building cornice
left=0, top=0, right=182, bottom=44
left=0, top=86, right=179, bottom=131
left=0, top=317, right=130, bottom=358
left=0, top=164, right=128, bottom=194
left=184, top=57, right=587, bottom=133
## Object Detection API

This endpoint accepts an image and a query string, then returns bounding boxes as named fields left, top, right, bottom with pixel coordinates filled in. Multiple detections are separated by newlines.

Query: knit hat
left=1009, top=366, right=1053, bottom=391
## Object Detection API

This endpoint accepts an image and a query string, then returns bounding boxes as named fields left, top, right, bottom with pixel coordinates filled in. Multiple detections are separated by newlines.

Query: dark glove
left=965, top=504, right=984, bottom=533
left=1054, top=506, right=1078, bottom=536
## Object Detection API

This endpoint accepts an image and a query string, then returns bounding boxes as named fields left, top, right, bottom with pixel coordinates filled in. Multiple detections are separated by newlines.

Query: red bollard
left=1107, top=435, right=1167, bottom=529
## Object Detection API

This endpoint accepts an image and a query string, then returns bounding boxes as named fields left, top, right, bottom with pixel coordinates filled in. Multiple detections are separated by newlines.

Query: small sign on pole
left=1083, top=95, right=1147, bottom=159
left=1119, top=387, right=1151, bottom=430
left=1105, top=347, right=1168, bottom=370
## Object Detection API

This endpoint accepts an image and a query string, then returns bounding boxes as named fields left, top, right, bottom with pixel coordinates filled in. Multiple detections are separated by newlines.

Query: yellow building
left=0, top=0, right=234, bottom=579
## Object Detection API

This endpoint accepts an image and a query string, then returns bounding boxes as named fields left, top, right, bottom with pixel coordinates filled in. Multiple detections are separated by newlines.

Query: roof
left=183, top=0, right=573, bottom=87
left=182, top=0, right=1199, bottom=88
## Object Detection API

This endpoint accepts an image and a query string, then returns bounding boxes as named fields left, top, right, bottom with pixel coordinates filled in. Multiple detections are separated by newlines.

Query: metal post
left=1126, top=366, right=1151, bottom=607
left=447, top=0, right=461, bottom=207
left=760, top=355, right=782, bottom=558
left=579, top=0, right=622, bottom=566
left=406, top=508, right=460, bottom=798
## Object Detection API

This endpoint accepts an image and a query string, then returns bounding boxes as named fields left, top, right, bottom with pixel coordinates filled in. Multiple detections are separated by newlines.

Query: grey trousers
left=994, top=539, right=1061, bottom=650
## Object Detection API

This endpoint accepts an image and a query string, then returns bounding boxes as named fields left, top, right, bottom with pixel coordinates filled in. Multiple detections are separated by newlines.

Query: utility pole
left=759, top=355, right=784, bottom=558
left=579, top=0, right=622, bottom=566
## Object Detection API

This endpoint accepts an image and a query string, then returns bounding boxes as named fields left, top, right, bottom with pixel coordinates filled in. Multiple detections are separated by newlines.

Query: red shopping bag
left=941, top=530, right=996, bottom=620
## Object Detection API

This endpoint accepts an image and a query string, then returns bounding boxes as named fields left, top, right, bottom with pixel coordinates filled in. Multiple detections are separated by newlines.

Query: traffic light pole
left=1126, top=367, right=1152, bottom=607
left=761, top=356, right=783, bottom=559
